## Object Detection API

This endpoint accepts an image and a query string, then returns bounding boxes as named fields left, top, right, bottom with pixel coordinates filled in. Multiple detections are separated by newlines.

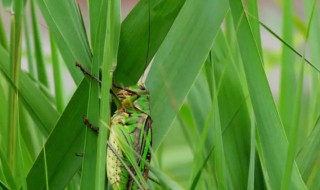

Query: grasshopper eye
left=139, top=85, right=146, bottom=91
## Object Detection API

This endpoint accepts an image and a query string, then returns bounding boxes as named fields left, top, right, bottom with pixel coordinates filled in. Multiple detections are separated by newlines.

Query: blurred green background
left=0, top=0, right=320, bottom=189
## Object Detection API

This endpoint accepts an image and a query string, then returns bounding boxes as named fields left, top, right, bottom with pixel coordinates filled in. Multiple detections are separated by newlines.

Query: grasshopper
left=107, top=84, right=152, bottom=190
left=76, top=63, right=152, bottom=190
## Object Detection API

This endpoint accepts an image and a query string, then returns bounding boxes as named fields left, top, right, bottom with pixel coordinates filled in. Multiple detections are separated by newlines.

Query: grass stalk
left=281, top=1, right=317, bottom=189
left=97, top=0, right=121, bottom=188
left=209, top=51, right=227, bottom=189
left=7, top=0, right=23, bottom=186
left=306, top=0, right=320, bottom=131
left=30, top=0, right=48, bottom=87
left=247, top=0, right=263, bottom=60
left=50, top=33, right=64, bottom=113
left=80, top=0, right=106, bottom=188
left=0, top=14, right=8, bottom=49
left=229, top=0, right=306, bottom=188
left=278, top=0, right=295, bottom=133
left=22, top=14, right=35, bottom=76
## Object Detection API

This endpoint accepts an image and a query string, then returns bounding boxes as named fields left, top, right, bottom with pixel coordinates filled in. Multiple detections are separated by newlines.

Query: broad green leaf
left=228, top=0, right=306, bottom=189
left=146, top=0, right=228, bottom=149
left=26, top=80, right=89, bottom=190
left=114, top=0, right=186, bottom=85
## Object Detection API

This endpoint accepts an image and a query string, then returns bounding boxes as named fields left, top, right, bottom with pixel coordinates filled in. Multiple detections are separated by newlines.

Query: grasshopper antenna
left=75, top=62, right=102, bottom=84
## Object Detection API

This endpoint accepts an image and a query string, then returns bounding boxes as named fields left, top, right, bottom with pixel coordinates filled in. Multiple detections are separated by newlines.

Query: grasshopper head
left=127, top=84, right=149, bottom=95
left=117, top=84, right=149, bottom=99
left=116, top=84, right=150, bottom=114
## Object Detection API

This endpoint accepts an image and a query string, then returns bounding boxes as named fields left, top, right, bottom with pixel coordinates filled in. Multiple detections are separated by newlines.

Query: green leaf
left=26, top=80, right=89, bottom=190
left=0, top=14, right=8, bottom=50
left=7, top=1, right=25, bottom=185
left=306, top=0, right=320, bottom=134
left=0, top=75, right=8, bottom=136
left=97, top=0, right=121, bottom=189
left=149, top=165, right=185, bottom=190
left=247, top=0, right=263, bottom=59
left=278, top=0, right=296, bottom=132
left=0, top=46, right=59, bottom=134
left=281, top=1, right=317, bottom=188
left=0, top=149, right=17, bottom=190
left=146, top=0, right=228, bottom=149
left=50, top=34, right=64, bottom=113
left=114, top=0, right=186, bottom=85
left=186, top=69, right=216, bottom=188
left=210, top=60, right=227, bottom=189
left=228, top=0, right=306, bottom=189
left=80, top=0, right=104, bottom=187
left=36, top=0, right=92, bottom=84
left=30, top=0, right=49, bottom=87
left=211, top=30, right=252, bottom=189
left=22, top=14, right=36, bottom=76
left=88, top=0, right=105, bottom=50
left=297, top=117, right=320, bottom=189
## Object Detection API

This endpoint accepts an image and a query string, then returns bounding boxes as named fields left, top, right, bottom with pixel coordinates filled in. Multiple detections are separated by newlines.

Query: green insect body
left=107, top=84, right=152, bottom=190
